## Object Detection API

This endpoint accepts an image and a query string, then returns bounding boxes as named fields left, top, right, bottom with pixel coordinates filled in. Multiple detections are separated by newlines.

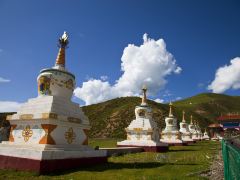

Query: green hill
left=82, top=93, right=240, bottom=138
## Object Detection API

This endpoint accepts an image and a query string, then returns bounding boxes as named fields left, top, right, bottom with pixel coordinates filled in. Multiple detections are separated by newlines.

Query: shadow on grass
left=169, top=149, right=197, bottom=152
left=46, top=161, right=198, bottom=176
left=46, top=162, right=164, bottom=176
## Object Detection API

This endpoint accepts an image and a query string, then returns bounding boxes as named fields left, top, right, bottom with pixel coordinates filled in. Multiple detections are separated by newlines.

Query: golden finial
left=182, top=111, right=186, bottom=123
left=169, top=101, right=173, bottom=117
left=55, top=31, right=69, bottom=68
left=141, top=85, right=147, bottom=105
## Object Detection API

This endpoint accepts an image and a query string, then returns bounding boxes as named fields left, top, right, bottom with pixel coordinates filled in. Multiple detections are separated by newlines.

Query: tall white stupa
left=179, top=111, right=194, bottom=144
left=117, top=86, right=168, bottom=152
left=202, top=129, right=210, bottom=140
left=160, top=103, right=185, bottom=145
left=0, top=32, right=107, bottom=173
left=188, top=115, right=198, bottom=141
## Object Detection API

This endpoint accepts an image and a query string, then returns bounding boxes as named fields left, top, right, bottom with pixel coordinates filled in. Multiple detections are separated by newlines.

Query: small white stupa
left=202, top=129, right=210, bottom=140
left=117, top=86, right=168, bottom=152
left=160, top=102, right=185, bottom=145
left=195, top=121, right=202, bottom=141
left=0, top=32, right=107, bottom=173
left=188, top=115, right=198, bottom=141
left=179, top=111, right=194, bottom=144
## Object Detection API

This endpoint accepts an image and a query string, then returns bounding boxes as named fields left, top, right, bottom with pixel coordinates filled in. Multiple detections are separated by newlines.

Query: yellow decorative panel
left=6, top=115, right=12, bottom=120
left=134, top=128, right=142, bottom=132
left=20, top=114, right=33, bottom=120
left=65, top=127, right=76, bottom=144
left=67, top=117, right=81, bottom=124
left=42, top=113, right=58, bottom=119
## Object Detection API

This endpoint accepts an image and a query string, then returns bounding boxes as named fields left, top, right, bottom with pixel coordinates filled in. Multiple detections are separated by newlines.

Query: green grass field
left=0, top=139, right=220, bottom=180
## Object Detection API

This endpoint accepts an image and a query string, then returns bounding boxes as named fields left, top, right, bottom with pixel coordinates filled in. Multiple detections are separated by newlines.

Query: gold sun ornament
left=22, top=125, right=33, bottom=142
left=64, top=127, right=76, bottom=144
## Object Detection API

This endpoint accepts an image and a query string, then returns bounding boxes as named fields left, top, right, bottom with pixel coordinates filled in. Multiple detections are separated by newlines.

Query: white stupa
left=160, top=102, right=185, bottom=145
left=195, top=121, right=203, bottom=140
left=202, top=129, right=210, bottom=140
left=179, top=111, right=194, bottom=144
left=117, top=86, right=168, bottom=152
left=0, top=32, right=107, bottom=173
left=188, top=115, right=198, bottom=141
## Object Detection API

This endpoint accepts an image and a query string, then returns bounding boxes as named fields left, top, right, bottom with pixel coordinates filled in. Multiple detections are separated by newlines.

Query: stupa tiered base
left=117, top=140, right=168, bottom=152
left=181, top=135, right=195, bottom=144
left=180, top=137, right=195, bottom=144
left=202, top=136, right=210, bottom=140
left=160, top=139, right=187, bottom=146
left=0, top=143, right=107, bottom=174
left=160, top=132, right=187, bottom=146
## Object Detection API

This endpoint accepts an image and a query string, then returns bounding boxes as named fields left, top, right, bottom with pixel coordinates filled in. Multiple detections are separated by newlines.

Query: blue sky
left=0, top=0, right=240, bottom=110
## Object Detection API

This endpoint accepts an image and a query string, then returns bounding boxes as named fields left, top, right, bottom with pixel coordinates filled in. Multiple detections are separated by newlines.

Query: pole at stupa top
left=141, top=85, right=148, bottom=106
left=169, top=102, right=173, bottom=117
left=55, top=31, right=69, bottom=69
left=190, top=115, right=193, bottom=124
left=182, top=111, right=186, bottom=123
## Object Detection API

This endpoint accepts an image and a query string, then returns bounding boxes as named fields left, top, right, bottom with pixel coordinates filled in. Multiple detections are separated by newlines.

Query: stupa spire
left=182, top=111, right=186, bottom=123
left=141, top=85, right=147, bottom=106
left=55, top=31, right=69, bottom=69
left=169, top=102, right=173, bottom=117
left=190, top=115, right=193, bottom=124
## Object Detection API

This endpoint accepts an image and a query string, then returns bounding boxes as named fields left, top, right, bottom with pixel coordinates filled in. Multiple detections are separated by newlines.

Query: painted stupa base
left=0, top=115, right=107, bottom=173
left=180, top=133, right=194, bottom=144
left=160, top=139, right=187, bottom=146
left=0, top=143, right=107, bottom=174
left=192, top=137, right=201, bottom=141
left=202, top=135, right=210, bottom=140
left=117, top=140, right=168, bottom=152
left=160, top=132, right=186, bottom=146
left=180, top=136, right=194, bottom=144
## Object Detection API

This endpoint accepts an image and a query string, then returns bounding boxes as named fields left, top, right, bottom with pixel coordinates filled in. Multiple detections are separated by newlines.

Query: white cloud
left=100, top=75, right=108, bottom=81
left=197, top=83, right=204, bottom=88
left=163, top=90, right=173, bottom=97
left=208, top=57, right=240, bottom=93
left=0, top=77, right=10, bottom=83
left=154, top=98, right=164, bottom=103
left=74, top=33, right=181, bottom=105
left=175, top=97, right=182, bottom=101
left=0, top=101, right=23, bottom=112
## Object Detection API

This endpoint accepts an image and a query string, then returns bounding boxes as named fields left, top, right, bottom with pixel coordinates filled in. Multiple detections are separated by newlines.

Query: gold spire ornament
left=182, top=111, right=186, bottom=123
left=55, top=31, right=69, bottom=68
left=169, top=102, right=173, bottom=117
left=190, top=115, right=193, bottom=124
left=141, top=85, right=147, bottom=105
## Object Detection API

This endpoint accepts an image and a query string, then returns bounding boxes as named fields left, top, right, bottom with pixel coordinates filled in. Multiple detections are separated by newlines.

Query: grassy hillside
left=82, top=93, right=240, bottom=138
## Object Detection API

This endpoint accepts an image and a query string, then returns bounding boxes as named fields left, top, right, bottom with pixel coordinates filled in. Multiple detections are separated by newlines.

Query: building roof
left=217, top=115, right=240, bottom=121
left=208, top=123, right=222, bottom=128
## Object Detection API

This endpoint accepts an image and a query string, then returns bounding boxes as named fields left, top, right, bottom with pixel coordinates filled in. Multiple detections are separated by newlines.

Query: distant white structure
left=189, top=115, right=198, bottom=141
left=202, top=129, right=210, bottom=140
left=179, top=111, right=194, bottom=143
left=160, top=102, right=185, bottom=145
left=0, top=32, right=107, bottom=173
left=117, top=87, right=168, bottom=152
left=195, top=121, right=203, bottom=140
